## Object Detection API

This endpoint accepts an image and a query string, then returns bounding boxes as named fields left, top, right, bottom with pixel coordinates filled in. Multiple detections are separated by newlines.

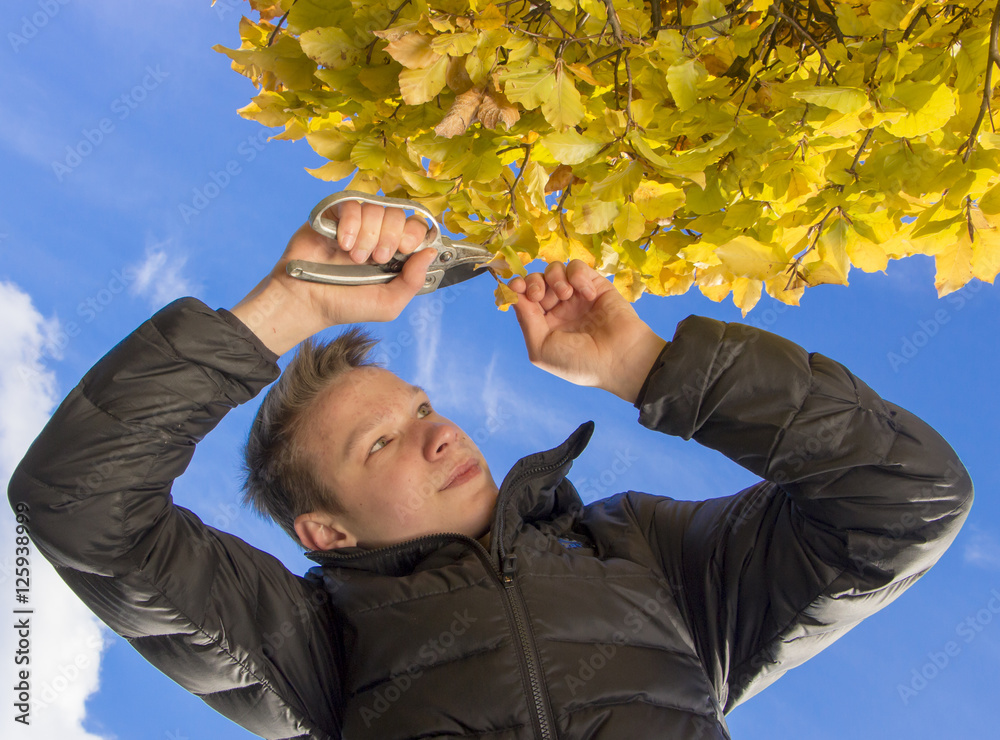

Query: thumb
left=385, top=247, right=438, bottom=303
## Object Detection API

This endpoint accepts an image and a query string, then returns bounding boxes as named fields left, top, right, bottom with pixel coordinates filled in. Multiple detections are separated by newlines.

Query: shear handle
left=308, top=190, right=443, bottom=252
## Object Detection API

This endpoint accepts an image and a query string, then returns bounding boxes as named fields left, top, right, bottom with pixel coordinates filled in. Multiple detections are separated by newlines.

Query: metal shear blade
left=286, top=192, right=498, bottom=295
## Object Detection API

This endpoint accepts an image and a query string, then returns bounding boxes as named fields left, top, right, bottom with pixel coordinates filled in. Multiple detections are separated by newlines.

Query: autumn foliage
left=217, top=0, right=1000, bottom=312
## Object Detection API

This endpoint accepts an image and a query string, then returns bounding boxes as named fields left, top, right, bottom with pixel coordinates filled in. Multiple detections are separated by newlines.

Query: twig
left=266, top=0, right=297, bottom=47
left=846, top=128, right=874, bottom=181
left=507, top=144, right=532, bottom=211
left=556, top=186, right=572, bottom=237
left=366, top=0, right=413, bottom=64
left=623, top=49, right=635, bottom=129
left=960, top=0, right=1000, bottom=163
left=784, top=206, right=839, bottom=288
left=649, top=0, right=662, bottom=34
left=770, top=5, right=839, bottom=81
left=601, top=0, right=625, bottom=44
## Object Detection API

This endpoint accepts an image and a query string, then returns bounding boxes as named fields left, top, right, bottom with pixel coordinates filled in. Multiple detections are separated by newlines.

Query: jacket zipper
left=312, top=454, right=572, bottom=740
left=502, top=553, right=555, bottom=740
left=491, top=457, right=571, bottom=740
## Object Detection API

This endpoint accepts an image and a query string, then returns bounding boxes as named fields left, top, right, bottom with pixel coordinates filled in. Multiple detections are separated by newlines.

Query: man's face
left=297, top=366, right=499, bottom=549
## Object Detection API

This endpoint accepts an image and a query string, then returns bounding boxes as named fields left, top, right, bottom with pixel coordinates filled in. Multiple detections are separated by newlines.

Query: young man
left=10, top=199, right=973, bottom=740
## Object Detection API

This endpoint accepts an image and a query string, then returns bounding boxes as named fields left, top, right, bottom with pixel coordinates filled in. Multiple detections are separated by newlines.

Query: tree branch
left=784, top=206, right=839, bottom=288
left=507, top=144, right=532, bottom=212
left=960, top=0, right=1000, bottom=163
left=601, top=0, right=625, bottom=45
left=266, top=0, right=297, bottom=47
left=770, top=5, right=839, bottom=82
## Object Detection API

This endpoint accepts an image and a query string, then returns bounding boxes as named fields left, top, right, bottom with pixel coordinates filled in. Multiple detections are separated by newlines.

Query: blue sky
left=1, top=2, right=998, bottom=738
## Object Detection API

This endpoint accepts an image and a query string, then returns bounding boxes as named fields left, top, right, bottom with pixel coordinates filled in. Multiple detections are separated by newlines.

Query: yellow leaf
left=869, top=0, right=907, bottom=30
left=566, top=62, right=599, bottom=86
left=667, top=60, right=705, bottom=111
left=613, top=269, right=646, bottom=301
left=978, top=182, right=1000, bottom=215
left=614, top=202, right=646, bottom=243
left=305, top=160, right=356, bottom=181
left=792, top=86, right=868, bottom=114
left=502, top=62, right=556, bottom=110
left=885, top=82, right=957, bottom=139
left=634, top=180, right=686, bottom=221
left=537, top=231, right=570, bottom=263
left=805, top=219, right=852, bottom=286
left=573, top=199, right=620, bottom=234
left=385, top=33, right=440, bottom=69
left=541, top=65, right=585, bottom=130
left=430, top=32, right=478, bottom=57
left=846, top=230, right=890, bottom=273
left=972, top=224, right=1000, bottom=283
left=495, top=281, right=519, bottom=311
left=934, top=229, right=974, bottom=297
left=732, top=277, right=762, bottom=316
left=350, top=136, right=386, bottom=171
left=475, top=4, right=506, bottom=31
left=539, top=129, right=602, bottom=165
left=299, top=26, right=357, bottom=69
left=591, top=161, right=644, bottom=201
left=499, top=244, right=528, bottom=277
left=399, top=55, right=449, bottom=104
left=715, top=236, right=785, bottom=279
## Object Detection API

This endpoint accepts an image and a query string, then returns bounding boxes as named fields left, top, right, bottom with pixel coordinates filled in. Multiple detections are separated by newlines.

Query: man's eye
left=369, top=437, right=388, bottom=455
left=417, top=402, right=432, bottom=417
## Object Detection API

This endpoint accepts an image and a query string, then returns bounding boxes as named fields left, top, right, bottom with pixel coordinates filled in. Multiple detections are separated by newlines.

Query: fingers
left=510, top=284, right=549, bottom=359
left=510, top=259, right=599, bottom=309
left=327, top=200, right=430, bottom=264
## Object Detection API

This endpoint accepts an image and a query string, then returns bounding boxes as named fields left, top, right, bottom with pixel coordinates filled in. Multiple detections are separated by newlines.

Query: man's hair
left=242, top=327, right=381, bottom=543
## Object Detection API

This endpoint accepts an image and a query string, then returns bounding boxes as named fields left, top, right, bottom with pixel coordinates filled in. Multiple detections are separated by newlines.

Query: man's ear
left=293, top=512, right=357, bottom=551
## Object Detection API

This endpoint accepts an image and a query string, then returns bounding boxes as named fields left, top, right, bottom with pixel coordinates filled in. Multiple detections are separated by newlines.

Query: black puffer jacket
left=9, top=299, right=972, bottom=739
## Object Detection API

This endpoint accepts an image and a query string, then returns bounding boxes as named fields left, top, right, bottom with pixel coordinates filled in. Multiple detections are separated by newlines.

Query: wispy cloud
left=0, top=281, right=109, bottom=739
left=964, top=526, right=1000, bottom=571
left=127, top=238, right=195, bottom=307
left=412, top=302, right=442, bottom=395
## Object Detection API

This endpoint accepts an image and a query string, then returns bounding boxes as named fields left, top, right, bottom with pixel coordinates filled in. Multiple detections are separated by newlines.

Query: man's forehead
left=309, top=368, right=429, bottom=457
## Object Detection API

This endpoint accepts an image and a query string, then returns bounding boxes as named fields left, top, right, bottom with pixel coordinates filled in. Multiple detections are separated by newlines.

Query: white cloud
left=127, top=239, right=195, bottom=307
left=0, top=281, right=110, bottom=739
left=964, top=526, right=1000, bottom=571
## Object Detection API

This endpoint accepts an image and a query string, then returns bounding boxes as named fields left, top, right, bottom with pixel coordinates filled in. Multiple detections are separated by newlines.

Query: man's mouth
left=442, top=458, right=480, bottom=490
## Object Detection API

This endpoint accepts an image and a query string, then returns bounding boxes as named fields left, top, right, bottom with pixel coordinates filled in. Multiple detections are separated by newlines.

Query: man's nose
left=424, top=421, right=460, bottom=460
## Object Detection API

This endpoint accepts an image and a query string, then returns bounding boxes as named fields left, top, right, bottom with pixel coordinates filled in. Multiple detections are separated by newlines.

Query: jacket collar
left=306, top=421, right=595, bottom=576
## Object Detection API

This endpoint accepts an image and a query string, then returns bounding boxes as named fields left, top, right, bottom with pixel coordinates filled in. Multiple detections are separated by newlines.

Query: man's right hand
left=230, top=200, right=434, bottom=356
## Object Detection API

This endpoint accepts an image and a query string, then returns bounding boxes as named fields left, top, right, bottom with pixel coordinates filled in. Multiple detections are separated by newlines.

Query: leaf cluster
left=217, top=0, right=1000, bottom=312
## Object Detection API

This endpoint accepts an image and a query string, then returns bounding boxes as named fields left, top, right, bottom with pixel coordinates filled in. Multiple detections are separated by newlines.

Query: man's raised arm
left=7, top=201, right=432, bottom=739
left=510, top=259, right=973, bottom=711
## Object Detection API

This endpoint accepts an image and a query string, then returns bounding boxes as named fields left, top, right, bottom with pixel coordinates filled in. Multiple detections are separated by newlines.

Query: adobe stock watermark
left=897, top=587, right=1000, bottom=705
left=52, top=65, right=170, bottom=181
left=9, top=0, right=72, bottom=52
left=886, top=280, right=985, bottom=372
left=177, top=130, right=271, bottom=223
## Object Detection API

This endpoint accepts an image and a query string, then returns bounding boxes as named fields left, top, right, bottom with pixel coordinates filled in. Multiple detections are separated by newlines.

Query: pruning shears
left=286, top=191, right=500, bottom=295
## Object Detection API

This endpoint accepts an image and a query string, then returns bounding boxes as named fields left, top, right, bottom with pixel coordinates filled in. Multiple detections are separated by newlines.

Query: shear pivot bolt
left=439, top=251, right=453, bottom=263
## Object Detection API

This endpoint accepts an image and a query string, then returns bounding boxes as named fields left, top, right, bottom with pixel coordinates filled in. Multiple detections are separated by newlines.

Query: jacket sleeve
left=7, top=298, right=343, bottom=740
left=625, top=315, right=973, bottom=712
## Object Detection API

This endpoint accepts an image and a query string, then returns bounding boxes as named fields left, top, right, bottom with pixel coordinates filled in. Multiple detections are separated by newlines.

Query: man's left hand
left=509, top=260, right=667, bottom=404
